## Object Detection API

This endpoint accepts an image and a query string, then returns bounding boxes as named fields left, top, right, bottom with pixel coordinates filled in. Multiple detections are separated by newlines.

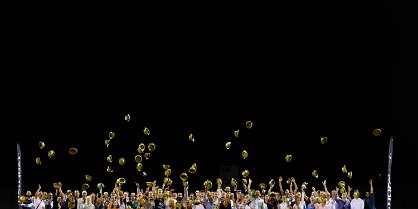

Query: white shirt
left=194, top=204, right=205, bottom=209
left=278, top=202, right=290, bottom=209
left=250, top=197, right=264, bottom=209
left=33, top=198, right=45, bottom=209
left=350, top=198, right=364, bottom=209
left=326, top=198, right=336, bottom=209
left=292, top=202, right=305, bottom=209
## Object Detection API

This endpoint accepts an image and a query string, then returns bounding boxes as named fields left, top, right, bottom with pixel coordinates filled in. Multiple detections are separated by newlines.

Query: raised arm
left=182, top=185, right=188, bottom=205
left=347, top=186, right=352, bottom=201
left=292, top=177, right=298, bottom=193
left=278, top=176, right=284, bottom=195
left=369, top=179, right=374, bottom=193
left=322, top=180, right=328, bottom=194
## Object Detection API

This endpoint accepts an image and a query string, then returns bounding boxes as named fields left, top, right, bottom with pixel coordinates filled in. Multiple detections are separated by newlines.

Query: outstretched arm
left=322, top=180, right=328, bottom=194
left=369, top=179, right=374, bottom=193
left=292, top=177, right=298, bottom=194
left=278, top=176, right=284, bottom=195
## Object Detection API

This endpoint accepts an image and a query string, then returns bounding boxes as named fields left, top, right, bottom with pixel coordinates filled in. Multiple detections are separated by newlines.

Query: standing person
left=349, top=190, right=363, bottom=209
left=45, top=193, right=54, bottom=209
left=364, top=180, right=375, bottom=209
left=34, top=185, right=46, bottom=209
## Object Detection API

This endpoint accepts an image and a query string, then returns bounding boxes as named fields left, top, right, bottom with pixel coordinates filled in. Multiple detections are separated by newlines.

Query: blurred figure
left=364, top=179, right=376, bottom=209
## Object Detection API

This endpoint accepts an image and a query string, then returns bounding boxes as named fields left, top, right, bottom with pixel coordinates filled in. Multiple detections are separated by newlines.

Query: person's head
left=74, top=190, right=80, bottom=197
left=148, top=191, right=154, bottom=201
left=254, top=190, right=260, bottom=197
left=325, top=192, right=330, bottom=199
left=365, top=191, right=370, bottom=198
left=168, top=198, right=175, bottom=208
left=176, top=201, right=183, bottom=209
left=96, top=197, right=103, bottom=204
left=320, top=197, right=326, bottom=206
left=186, top=199, right=192, bottom=208
left=48, top=193, right=53, bottom=200
left=112, top=200, right=119, bottom=208
left=242, top=198, right=248, bottom=205
left=353, top=190, right=360, bottom=199
left=341, top=192, right=347, bottom=200
left=194, top=198, right=201, bottom=205
left=37, top=191, right=43, bottom=199
left=331, top=190, right=337, bottom=198
left=86, top=196, right=92, bottom=204
left=207, top=193, right=213, bottom=202
left=130, top=193, right=136, bottom=201
left=264, top=195, right=269, bottom=202
left=26, top=191, right=32, bottom=197
left=177, top=193, right=183, bottom=200
left=295, top=192, right=302, bottom=202
left=82, top=191, right=87, bottom=199
left=268, top=192, right=275, bottom=202
left=221, top=197, right=229, bottom=206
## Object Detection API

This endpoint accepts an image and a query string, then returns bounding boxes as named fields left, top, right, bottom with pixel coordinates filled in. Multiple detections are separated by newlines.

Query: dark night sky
left=3, top=0, right=418, bottom=208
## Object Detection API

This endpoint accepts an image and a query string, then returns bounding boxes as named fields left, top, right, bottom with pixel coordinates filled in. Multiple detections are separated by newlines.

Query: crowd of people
left=18, top=177, right=376, bottom=209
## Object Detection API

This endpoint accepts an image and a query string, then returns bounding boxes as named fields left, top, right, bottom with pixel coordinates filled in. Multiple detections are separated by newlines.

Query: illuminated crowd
left=18, top=176, right=376, bottom=209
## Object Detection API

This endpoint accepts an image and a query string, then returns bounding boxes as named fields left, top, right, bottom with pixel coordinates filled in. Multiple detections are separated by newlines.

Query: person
left=349, top=189, right=364, bottom=209
left=364, top=179, right=376, bottom=209
left=45, top=193, right=54, bottom=209
left=335, top=189, right=350, bottom=209
left=248, top=179, right=266, bottom=209
left=33, top=185, right=46, bottom=209
left=22, top=191, right=34, bottom=209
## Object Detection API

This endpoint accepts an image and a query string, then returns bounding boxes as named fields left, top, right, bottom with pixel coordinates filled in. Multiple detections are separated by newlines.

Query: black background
left=3, top=0, right=418, bottom=208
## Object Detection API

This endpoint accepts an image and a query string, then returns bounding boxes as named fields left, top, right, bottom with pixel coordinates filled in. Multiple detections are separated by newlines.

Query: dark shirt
left=22, top=199, right=33, bottom=209
left=266, top=199, right=279, bottom=209
left=155, top=198, right=166, bottom=209
left=364, top=193, right=375, bottom=209
left=335, top=198, right=350, bottom=209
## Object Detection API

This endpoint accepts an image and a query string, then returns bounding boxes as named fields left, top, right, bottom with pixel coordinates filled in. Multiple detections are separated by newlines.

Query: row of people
left=19, top=177, right=376, bottom=209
